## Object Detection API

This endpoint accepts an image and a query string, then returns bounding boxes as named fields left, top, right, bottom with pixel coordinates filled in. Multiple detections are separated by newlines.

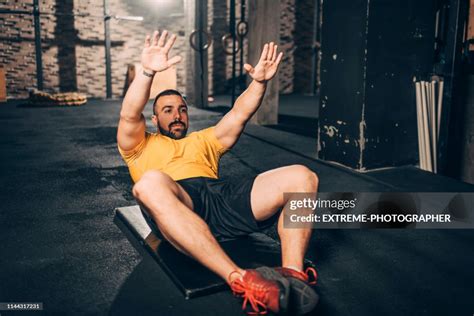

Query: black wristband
left=142, top=69, right=155, bottom=78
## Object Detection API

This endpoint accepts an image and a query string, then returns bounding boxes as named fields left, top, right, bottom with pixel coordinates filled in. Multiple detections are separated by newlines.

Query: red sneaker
left=275, top=266, right=318, bottom=285
left=258, top=266, right=319, bottom=315
left=229, top=269, right=290, bottom=315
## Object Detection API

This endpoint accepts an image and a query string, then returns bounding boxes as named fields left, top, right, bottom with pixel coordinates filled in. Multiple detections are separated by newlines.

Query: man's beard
left=158, top=121, right=188, bottom=140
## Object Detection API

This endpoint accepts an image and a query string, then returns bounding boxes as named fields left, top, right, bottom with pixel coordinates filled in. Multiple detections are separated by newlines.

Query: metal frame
left=103, top=0, right=112, bottom=99
left=230, top=0, right=237, bottom=106
left=33, top=0, right=44, bottom=90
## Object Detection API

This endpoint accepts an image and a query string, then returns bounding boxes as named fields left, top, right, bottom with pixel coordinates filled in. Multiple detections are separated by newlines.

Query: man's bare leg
left=133, top=170, right=244, bottom=283
left=251, top=165, right=318, bottom=271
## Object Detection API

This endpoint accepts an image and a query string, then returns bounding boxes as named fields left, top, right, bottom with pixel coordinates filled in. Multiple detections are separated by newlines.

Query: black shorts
left=140, top=176, right=279, bottom=242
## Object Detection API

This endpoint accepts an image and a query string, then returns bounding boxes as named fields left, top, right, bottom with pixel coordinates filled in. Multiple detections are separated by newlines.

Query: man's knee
left=132, top=170, right=175, bottom=200
left=287, top=164, right=319, bottom=192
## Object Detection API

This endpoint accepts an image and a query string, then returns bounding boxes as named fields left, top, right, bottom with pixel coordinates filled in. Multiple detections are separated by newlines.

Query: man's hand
left=214, top=42, right=283, bottom=149
left=244, top=42, right=283, bottom=83
left=141, top=30, right=182, bottom=73
left=118, top=30, right=181, bottom=152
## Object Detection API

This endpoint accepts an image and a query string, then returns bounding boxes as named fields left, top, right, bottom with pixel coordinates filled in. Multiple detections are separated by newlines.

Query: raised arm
left=117, top=30, right=182, bottom=151
left=214, top=42, right=283, bottom=149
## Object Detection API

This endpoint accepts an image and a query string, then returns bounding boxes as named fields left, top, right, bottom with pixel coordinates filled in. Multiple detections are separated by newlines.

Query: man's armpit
left=201, top=126, right=229, bottom=155
left=117, top=134, right=148, bottom=161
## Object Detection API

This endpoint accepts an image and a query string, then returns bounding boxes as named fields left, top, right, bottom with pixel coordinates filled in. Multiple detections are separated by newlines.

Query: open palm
left=244, top=42, right=283, bottom=83
left=141, top=30, right=182, bottom=73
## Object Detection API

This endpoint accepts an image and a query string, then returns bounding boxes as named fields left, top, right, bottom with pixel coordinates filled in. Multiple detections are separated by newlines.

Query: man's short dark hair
left=153, top=89, right=186, bottom=115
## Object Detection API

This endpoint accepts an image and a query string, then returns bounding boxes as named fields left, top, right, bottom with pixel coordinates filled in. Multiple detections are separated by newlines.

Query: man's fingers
left=167, top=55, right=182, bottom=67
left=144, top=35, right=151, bottom=48
left=158, top=30, right=168, bottom=47
left=268, top=42, right=275, bottom=60
left=259, top=44, right=269, bottom=62
left=152, top=30, right=159, bottom=46
left=243, top=63, right=253, bottom=73
left=275, top=52, right=283, bottom=66
left=271, top=44, right=278, bottom=62
left=163, top=34, right=177, bottom=53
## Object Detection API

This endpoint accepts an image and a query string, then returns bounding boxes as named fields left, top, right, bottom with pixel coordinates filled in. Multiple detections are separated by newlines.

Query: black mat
left=114, top=205, right=315, bottom=299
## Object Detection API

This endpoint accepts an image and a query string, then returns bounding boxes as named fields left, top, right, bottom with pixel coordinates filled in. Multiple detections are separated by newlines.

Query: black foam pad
left=114, top=206, right=315, bottom=299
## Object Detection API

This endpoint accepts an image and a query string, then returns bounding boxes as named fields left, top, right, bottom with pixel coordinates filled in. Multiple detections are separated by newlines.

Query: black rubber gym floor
left=0, top=99, right=473, bottom=315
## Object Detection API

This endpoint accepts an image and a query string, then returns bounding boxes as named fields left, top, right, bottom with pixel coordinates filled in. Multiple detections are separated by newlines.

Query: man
left=117, top=30, right=319, bottom=315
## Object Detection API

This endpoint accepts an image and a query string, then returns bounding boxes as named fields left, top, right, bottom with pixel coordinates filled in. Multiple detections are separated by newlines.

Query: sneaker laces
left=304, top=267, right=318, bottom=285
left=229, top=271, right=268, bottom=315
left=276, top=266, right=318, bottom=285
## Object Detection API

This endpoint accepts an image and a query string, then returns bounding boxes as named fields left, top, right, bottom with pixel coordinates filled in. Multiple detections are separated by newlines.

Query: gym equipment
left=114, top=205, right=317, bottom=299
left=27, top=89, right=87, bottom=106
left=185, top=0, right=248, bottom=107
left=189, top=30, right=213, bottom=52
left=221, top=33, right=240, bottom=55
left=186, top=0, right=210, bottom=108
left=414, top=77, right=444, bottom=173
left=237, top=21, right=248, bottom=38
left=189, top=28, right=212, bottom=107
left=217, top=0, right=249, bottom=105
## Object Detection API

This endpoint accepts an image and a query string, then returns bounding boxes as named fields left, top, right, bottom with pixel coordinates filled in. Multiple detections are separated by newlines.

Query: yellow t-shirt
left=118, top=127, right=227, bottom=183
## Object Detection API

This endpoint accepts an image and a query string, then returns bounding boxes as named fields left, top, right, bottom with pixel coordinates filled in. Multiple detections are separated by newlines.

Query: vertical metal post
left=310, top=0, right=320, bottom=95
left=33, top=0, right=43, bottom=90
left=239, top=0, right=246, bottom=92
left=197, top=0, right=208, bottom=108
left=185, top=0, right=208, bottom=108
left=104, top=0, right=112, bottom=98
left=230, top=0, right=236, bottom=106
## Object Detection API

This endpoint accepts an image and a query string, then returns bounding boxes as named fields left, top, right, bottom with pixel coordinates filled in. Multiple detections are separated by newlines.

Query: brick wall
left=294, top=0, right=317, bottom=93
left=0, top=1, right=37, bottom=98
left=0, top=0, right=187, bottom=99
left=1, top=0, right=316, bottom=99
